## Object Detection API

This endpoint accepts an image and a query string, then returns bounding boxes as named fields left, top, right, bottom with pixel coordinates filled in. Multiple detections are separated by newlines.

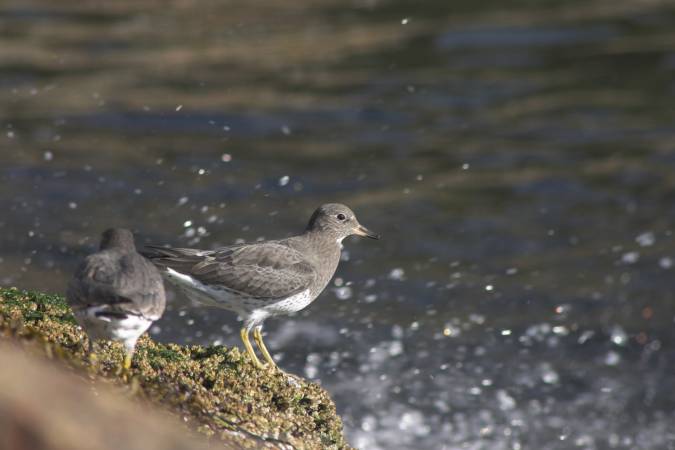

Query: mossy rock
left=0, top=287, right=352, bottom=450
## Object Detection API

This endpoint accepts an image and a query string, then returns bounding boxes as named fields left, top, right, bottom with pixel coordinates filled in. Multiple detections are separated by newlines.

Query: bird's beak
left=354, top=224, right=380, bottom=240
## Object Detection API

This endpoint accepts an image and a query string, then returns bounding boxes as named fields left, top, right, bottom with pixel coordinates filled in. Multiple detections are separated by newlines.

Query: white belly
left=75, top=307, right=152, bottom=353
left=263, top=290, right=313, bottom=315
left=162, top=268, right=314, bottom=318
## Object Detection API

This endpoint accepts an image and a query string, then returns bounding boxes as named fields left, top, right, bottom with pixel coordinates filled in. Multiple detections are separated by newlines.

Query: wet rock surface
left=0, top=287, right=351, bottom=450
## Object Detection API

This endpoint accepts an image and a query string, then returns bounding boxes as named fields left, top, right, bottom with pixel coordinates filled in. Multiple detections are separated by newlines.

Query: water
left=2, top=1, right=675, bottom=449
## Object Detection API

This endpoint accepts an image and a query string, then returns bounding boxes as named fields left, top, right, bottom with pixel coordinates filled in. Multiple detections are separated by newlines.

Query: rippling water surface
left=2, top=1, right=675, bottom=449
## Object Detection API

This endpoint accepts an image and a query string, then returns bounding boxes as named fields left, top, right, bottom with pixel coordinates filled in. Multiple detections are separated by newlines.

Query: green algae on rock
left=0, top=287, right=352, bottom=450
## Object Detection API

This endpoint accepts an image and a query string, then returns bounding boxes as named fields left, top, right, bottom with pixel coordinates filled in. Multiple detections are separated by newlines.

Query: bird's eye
left=337, top=213, right=346, bottom=221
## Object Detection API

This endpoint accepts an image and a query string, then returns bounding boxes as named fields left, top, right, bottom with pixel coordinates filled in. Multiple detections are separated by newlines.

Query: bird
left=143, top=203, right=379, bottom=371
left=67, top=228, right=166, bottom=370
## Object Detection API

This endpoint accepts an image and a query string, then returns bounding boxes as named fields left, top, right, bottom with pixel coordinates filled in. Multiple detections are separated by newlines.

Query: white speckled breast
left=163, top=267, right=314, bottom=319
left=262, top=290, right=313, bottom=315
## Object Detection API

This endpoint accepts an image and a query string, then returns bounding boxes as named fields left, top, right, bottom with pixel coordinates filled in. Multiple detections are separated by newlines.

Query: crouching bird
left=67, top=228, right=166, bottom=370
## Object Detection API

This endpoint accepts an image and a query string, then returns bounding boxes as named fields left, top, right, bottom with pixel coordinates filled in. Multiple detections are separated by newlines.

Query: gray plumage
left=67, top=228, right=166, bottom=359
left=144, top=242, right=317, bottom=300
left=143, top=203, right=379, bottom=371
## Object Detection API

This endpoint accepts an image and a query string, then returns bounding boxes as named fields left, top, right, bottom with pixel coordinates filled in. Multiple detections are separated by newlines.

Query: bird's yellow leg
left=240, top=327, right=264, bottom=368
left=123, top=353, right=133, bottom=371
left=119, top=353, right=134, bottom=383
left=253, top=326, right=278, bottom=371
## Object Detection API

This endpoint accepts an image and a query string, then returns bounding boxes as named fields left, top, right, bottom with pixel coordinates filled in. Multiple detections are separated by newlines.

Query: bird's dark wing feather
left=144, top=242, right=316, bottom=299
left=67, top=251, right=165, bottom=320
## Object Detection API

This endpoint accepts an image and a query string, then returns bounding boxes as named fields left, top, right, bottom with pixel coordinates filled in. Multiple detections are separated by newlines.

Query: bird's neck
left=303, top=229, right=342, bottom=252
left=300, top=230, right=342, bottom=293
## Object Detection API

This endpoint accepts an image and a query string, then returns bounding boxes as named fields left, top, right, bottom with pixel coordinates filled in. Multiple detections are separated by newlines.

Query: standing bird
left=67, top=228, right=166, bottom=370
left=143, top=203, right=379, bottom=371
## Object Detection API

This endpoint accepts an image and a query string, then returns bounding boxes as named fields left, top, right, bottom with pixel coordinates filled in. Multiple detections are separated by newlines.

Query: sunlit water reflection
left=2, top=1, right=675, bottom=449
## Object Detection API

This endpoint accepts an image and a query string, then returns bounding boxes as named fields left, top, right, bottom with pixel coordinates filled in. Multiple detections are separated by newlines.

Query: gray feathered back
left=67, top=229, right=166, bottom=320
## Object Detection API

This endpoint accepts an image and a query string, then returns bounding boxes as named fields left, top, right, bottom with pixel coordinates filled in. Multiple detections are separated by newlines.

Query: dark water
left=2, top=1, right=675, bottom=449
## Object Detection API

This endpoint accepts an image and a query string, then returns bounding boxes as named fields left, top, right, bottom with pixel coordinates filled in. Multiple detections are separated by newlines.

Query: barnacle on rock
left=0, top=287, right=351, bottom=450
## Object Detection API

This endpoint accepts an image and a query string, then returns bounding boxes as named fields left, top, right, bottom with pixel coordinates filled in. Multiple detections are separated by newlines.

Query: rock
left=0, top=287, right=351, bottom=450
left=0, top=342, right=211, bottom=450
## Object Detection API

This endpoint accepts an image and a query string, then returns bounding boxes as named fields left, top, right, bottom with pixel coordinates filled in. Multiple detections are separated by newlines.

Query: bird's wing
left=67, top=251, right=165, bottom=320
left=144, top=242, right=316, bottom=299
